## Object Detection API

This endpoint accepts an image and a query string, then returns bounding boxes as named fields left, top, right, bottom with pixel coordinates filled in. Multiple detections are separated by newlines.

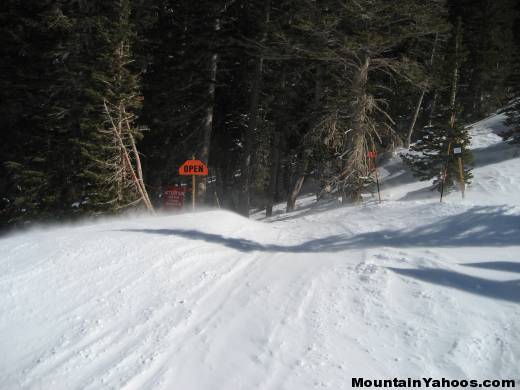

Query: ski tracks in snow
left=1, top=203, right=520, bottom=389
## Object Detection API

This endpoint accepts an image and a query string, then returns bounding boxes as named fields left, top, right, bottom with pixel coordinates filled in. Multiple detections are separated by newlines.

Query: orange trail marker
left=179, top=157, right=209, bottom=209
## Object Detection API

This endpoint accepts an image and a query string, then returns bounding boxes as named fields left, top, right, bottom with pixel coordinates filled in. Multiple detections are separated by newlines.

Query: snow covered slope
left=1, top=114, right=520, bottom=390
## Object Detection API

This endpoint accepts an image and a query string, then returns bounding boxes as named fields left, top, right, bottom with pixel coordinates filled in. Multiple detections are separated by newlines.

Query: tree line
left=1, top=0, right=519, bottom=228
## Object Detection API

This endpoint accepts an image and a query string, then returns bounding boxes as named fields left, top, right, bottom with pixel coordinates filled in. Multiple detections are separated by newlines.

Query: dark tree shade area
left=1, top=0, right=519, bottom=228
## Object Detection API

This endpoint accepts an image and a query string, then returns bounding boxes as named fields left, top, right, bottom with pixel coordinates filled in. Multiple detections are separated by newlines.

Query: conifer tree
left=2, top=0, right=518, bottom=228
left=96, top=0, right=153, bottom=211
left=1, top=0, right=151, bottom=226
left=295, top=0, right=450, bottom=201
left=457, top=0, right=517, bottom=119
left=403, top=18, right=473, bottom=191
left=44, top=0, right=150, bottom=214
left=1, top=1, right=67, bottom=224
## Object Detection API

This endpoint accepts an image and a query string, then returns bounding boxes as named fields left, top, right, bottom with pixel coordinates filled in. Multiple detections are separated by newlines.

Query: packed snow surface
left=1, top=114, right=520, bottom=389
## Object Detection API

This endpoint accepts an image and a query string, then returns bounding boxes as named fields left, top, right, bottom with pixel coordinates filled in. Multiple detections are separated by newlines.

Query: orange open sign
left=179, top=159, right=208, bottom=176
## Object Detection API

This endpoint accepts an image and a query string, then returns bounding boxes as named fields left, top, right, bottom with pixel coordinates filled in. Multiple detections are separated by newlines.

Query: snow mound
left=469, top=112, right=510, bottom=149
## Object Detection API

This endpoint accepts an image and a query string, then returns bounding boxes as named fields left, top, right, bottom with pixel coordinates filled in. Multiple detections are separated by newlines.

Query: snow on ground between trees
left=1, top=113, right=519, bottom=389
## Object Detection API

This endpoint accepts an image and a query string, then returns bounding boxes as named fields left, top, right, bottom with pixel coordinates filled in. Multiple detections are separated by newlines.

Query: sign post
left=453, top=144, right=465, bottom=199
left=192, top=172, right=196, bottom=209
left=179, top=156, right=209, bottom=210
left=440, top=112, right=465, bottom=202
left=440, top=142, right=465, bottom=202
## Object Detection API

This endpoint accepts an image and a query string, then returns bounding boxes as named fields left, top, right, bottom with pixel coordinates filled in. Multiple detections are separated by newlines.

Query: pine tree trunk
left=238, top=56, right=264, bottom=216
left=286, top=156, right=309, bottom=212
left=128, top=132, right=153, bottom=208
left=450, top=19, right=462, bottom=111
left=278, top=137, right=289, bottom=199
left=198, top=17, right=220, bottom=202
left=440, top=17, right=464, bottom=196
left=405, top=34, right=438, bottom=148
left=265, top=64, right=285, bottom=217
left=341, top=56, right=370, bottom=202
left=237, top=0, right=270, bottom=217
left=266, top=131, right=280, bottom=217
left=428, top=91, right=439, bottom=126
left=123, top=107, right=152, bottom=208
left=405, top=91, right=425, bottom=148
left=285, top=65, right=323, bottom=212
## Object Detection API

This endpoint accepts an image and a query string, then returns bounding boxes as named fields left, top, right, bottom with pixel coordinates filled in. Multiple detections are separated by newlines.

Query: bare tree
left=405, top=33, right=439, bottom=148
left=103, top=100, right=154, bottom=212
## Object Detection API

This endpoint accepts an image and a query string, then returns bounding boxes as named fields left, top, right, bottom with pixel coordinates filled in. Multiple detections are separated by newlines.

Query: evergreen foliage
left=403, top=16, right=474, bottom=191
left=0, top=0, right=518, bottom=228
left=403, top=116, right=473, bottom=189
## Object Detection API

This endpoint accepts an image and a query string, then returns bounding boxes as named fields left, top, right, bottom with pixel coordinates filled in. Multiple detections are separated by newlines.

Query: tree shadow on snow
left=398, top=185, right=439, bottom=202
left=471, top=142, right=520, bottom=168
left=118, top=206, right=520, bottom=252
left=388, top=267, right=520, bottom=304
left=379, top=165, right=419, bottom=191
left=462, top=261, right=520, bottom=274
left=263, top=198, right=342, bottom=223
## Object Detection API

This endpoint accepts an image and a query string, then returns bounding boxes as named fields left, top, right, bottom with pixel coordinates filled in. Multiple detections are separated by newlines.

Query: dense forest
left=1, top=0, right=519, bottom=228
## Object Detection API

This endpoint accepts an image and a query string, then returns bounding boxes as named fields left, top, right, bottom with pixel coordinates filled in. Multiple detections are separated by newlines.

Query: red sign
left=179, top=159, right=209, bottom=176
left=368, top=151, right=377, bottom=159
left=163, top=186, right=186, bottom=209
